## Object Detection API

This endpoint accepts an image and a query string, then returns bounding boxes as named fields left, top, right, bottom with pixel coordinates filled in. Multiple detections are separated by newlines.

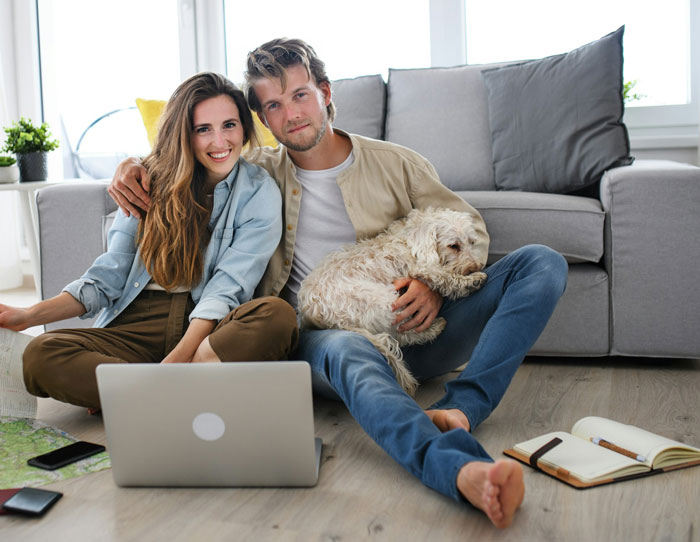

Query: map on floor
left=0, top=417, right=110, bottom=489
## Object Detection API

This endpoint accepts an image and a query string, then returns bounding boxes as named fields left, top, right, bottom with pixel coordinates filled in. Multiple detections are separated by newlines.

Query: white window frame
left=177, top=0, right=227, bottom=79
left=6, top=0, right=698, bottom=159
left=6, top=0, right=227, bottom=126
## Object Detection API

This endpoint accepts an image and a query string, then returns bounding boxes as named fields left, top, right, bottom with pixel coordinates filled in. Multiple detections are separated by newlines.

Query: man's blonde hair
left=244, top=38, right=336, bottom=122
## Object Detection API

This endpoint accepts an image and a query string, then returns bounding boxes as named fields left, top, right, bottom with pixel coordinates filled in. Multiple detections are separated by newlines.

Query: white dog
left=297, top=207, right=487, bottom=395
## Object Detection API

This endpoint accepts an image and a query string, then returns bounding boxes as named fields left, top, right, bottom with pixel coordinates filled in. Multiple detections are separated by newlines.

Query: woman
left=0, top=72, right=297, bottom=409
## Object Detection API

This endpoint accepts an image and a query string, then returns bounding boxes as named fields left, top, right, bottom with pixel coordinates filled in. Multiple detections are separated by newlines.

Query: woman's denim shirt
left=63, top=159, right=282, bottom=328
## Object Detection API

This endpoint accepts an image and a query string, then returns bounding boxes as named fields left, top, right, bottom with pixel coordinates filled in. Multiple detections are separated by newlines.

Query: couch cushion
left=531, top=264, right=609, bottom=355
left=385, top=64, right=511, bottom=192
left=332, top=75, right=386, bottom=140
left=459, top=191, right=605, bottom=264
left=481, top=26, right=633, bottom=194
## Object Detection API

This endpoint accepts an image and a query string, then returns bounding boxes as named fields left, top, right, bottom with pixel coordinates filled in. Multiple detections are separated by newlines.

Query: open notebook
left=504, top=416, right=700, bottom=488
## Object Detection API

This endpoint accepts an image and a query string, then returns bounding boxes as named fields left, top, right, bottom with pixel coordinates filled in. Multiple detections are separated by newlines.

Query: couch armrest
left=36, top=182, right=116, bottom=330
left=601, top=160, right=700, bottom=357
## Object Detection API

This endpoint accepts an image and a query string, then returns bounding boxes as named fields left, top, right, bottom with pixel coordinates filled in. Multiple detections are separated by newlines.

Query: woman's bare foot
left=425, top=408, right=471, bottom=432
left=457, top=459, right=524, bottom=528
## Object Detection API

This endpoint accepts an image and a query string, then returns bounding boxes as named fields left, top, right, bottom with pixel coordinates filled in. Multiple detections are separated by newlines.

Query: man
left=110, top=38, right=568, bottom=528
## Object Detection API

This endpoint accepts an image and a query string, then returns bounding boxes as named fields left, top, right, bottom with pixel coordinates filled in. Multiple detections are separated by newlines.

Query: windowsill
left=629, top=134, right=699, bottom=150
left=627, top=123, right=699, bottom=150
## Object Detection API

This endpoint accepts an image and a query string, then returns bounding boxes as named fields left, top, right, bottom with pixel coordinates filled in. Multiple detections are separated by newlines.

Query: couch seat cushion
left=458, top=191, right=604, bottom=264
left=105, top=194, right=603, bottom=266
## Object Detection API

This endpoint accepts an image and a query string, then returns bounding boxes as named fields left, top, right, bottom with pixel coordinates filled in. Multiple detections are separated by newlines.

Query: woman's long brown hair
left=138, top=72, right=259, bottom=291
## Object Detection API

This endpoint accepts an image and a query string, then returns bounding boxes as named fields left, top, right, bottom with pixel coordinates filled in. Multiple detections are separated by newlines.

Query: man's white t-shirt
left=281, top=152, right=356, bottom=308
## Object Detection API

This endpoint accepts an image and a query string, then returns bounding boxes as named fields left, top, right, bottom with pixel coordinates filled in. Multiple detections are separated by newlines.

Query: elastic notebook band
left=529, top=437, right=563, bottom=469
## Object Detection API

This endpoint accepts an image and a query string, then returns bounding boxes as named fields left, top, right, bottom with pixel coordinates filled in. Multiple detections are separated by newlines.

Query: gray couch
left=37, top=64, right=700, bottom=358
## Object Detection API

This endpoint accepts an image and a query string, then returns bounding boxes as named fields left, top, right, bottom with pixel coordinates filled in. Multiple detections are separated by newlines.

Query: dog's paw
left=432, top=316, right=447, bottom=334
left=469, top=271, right=487, bottom=289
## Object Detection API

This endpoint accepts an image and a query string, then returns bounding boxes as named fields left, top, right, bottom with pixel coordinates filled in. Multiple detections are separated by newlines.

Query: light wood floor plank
left=2, top=357, right=699, bottom=541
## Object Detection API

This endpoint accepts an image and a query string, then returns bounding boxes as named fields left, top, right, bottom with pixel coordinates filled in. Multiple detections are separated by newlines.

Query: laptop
left=96, top=362, right=322, bottom=487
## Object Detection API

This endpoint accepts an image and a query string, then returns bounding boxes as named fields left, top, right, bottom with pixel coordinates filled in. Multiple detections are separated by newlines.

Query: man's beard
left=280, top=115, right=327, bottom=152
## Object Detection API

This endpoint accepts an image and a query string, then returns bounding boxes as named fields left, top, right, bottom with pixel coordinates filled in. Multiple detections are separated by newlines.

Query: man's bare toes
left=457, top=460, right=524, bottom=529
left=487, top=460, right=525, bottom=528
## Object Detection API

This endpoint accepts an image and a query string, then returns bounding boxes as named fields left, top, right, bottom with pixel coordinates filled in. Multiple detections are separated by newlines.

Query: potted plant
left=0, top=155, right=19, bottom=183
left=2, top=118, right=59, bottom=182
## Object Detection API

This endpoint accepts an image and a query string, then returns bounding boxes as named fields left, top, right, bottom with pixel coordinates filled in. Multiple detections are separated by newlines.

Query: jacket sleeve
left=407, top=155, right=490, bottom=268
left=189, top=176, right=283, bottom=321
left=62, top=212, right=138, bottom=318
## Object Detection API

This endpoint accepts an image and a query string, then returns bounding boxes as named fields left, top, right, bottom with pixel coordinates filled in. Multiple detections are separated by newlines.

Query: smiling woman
left=191, top=95, right=245, bottom=187
left=3, top=72, right=298, bottom=411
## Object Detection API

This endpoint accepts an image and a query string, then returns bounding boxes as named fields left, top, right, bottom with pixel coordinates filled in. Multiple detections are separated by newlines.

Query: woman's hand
left=0, top=304, right=32, bottom=331
left=0, top=293, right=85, bottom=331
left=108, top=157, right=152, bottom=218
left=160, top=349, right=193, bottom=364
left=160, top=318, right=217, bottom=364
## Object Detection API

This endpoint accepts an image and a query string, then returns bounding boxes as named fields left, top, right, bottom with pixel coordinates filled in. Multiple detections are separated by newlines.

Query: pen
left=591, top=437, right=647, bottom=462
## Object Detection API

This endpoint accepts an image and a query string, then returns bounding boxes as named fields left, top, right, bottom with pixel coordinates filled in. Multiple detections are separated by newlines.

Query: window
left=223, top=0, right=431, bottom=84
left=463, top=0, right=691, bottom=109
left=37, top=0, right=181, bottom=178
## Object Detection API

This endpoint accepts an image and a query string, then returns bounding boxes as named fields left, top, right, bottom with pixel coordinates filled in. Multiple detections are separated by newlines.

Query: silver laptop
left=96, top=362, right=322, bottom=487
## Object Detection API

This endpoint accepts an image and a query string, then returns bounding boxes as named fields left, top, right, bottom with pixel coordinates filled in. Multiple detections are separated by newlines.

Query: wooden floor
left=3, top=356, right=700, bottom=542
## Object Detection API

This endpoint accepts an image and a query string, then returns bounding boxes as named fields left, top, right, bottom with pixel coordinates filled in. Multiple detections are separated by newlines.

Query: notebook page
left=571, top=416, right=700, bottom=466
left=514, top=431, right=647, bottom=483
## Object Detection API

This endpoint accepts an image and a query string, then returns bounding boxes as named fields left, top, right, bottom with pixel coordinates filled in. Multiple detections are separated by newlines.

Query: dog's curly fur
left=298, top=207, right=487, bottom=395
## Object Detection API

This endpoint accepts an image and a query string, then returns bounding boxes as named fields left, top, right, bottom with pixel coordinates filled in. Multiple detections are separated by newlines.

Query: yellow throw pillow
left=135, top=98, right=166, bottom=148
left=252, top=115, right=278, bottom=148
left=135, top=97, right=277, bottom=149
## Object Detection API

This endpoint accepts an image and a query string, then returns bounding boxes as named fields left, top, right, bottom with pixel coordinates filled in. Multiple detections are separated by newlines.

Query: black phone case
left=2, top=488, right=62, bottom=516
left=27, top=442, right=106, bottom=470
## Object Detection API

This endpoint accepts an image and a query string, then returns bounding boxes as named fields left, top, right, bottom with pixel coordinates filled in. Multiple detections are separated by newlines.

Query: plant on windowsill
left=0, top=155, right=19, bottom=183
left=2, top=118, right=60, bottom=182
left=623, top=80, right=645, bottom=104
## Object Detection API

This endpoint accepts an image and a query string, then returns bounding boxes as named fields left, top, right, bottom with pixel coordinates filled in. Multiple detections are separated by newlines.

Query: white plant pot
left=0, top=165, right=20, bottom=183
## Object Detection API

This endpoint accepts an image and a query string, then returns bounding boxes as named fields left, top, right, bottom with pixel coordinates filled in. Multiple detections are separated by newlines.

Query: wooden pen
left=591, top=437, right=647, bottom=462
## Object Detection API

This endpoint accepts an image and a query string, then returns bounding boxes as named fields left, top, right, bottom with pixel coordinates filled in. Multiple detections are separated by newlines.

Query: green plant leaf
left=2, top=117, right=60, bottom=154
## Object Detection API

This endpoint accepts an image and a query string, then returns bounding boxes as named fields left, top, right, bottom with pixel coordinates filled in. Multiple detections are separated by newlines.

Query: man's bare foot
left=457, top=459, right=524, bottom=528
left=425, top=408, right=471, bottom=432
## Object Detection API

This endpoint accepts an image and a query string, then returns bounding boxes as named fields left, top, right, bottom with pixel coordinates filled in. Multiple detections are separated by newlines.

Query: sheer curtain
left=0, top=48, right=23, bottom=291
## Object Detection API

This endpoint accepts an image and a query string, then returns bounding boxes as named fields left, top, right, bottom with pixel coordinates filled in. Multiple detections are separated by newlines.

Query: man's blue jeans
left=294, top=245, right=568, bottom=501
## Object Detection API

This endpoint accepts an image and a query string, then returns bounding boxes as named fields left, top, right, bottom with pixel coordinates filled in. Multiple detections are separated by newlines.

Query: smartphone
left=2, top=487, right=62, bottom=516
left=27, top=441, right=106, bottom=470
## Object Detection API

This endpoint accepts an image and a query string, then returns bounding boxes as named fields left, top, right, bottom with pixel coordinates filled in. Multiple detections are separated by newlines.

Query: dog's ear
left=409, top=220, right=440, bottom=266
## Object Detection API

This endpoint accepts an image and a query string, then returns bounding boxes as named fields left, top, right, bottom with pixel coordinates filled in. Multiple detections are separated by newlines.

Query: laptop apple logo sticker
left=192, top=412, right=226, bottom=441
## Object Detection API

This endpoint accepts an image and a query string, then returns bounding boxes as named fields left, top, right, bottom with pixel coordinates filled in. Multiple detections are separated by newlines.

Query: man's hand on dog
left=109, top=157, right=152, bottom=218
left=392, top=278, right=443, bottom=332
